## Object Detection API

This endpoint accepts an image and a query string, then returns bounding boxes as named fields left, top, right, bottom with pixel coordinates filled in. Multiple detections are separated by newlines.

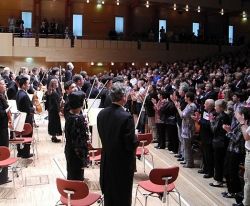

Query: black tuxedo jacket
left=16, top=90, right=34, bottom=124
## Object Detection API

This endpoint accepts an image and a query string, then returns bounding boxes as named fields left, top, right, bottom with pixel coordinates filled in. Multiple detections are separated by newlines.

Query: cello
left=32, top=92, right=43, bottom=114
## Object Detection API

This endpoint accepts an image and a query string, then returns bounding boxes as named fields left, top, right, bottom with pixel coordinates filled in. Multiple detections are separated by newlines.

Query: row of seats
left=56, top=133, right=181, bottom=206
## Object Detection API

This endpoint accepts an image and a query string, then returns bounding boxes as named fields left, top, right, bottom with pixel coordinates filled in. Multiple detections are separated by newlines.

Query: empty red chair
left=88, top=142, right=101, bottom=168
left=134, top=166, right=181, bottom=206
left=136, top=133, right=154, bottom=172
left=0, top=146, right=22, bottom=198
left=56, top=178, right=103, bottom=206
left=10, top=123, right=38, bottom=164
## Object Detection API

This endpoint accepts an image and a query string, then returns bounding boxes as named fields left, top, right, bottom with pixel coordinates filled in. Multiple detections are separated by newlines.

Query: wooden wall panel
left=40, top=0, right=65, bottom=23
left=229, top=16, right=250, bottom=43
left=0, top=0, right=33, bottom=27
left=0, top=33, right=13, bottom=56
left=0, top=0, right=246, bottom=41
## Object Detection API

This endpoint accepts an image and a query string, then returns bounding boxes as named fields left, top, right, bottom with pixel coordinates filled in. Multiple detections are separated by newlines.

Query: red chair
left=88, top=143, right=101, bottom=168
left=56, top=178, right=103, bottom=206
left=136, top=133, right=154, bottom=172
left=10, top=123, right=38, bottom=165
left=0, top=146, right=22, bottom=198
left=134, top=166, right=181, bottom=206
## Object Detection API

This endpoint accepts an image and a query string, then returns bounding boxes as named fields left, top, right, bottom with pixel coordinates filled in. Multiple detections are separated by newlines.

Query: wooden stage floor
left=0, top=113, right=235, bottom=206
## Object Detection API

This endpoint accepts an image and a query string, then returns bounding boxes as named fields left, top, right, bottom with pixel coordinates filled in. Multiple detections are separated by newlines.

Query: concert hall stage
left=0, top=112, right=234, bottom=206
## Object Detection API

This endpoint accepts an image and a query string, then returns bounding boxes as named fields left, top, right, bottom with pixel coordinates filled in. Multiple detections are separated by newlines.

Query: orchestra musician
left=15, top=76, right=34, bottom=158
left=46, top=79, right=62, bottom=143
left=62, top=80, right=77, bottom=119
left=0, top=78, right=12, bottom=184
left=7, top=75, right=19, bottom=100
left=97, top=82, right=138, bottom=206
left=65, top=62, right=74, bottom=82
left=64, top=91, right=89, bottom=180
left=99, top=75, right=113, bottom=108
left=30, top=67, right=41, bottom=91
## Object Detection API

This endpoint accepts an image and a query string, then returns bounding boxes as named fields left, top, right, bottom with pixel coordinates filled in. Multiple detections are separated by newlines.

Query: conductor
left=97, top=82, right=138, bottom=206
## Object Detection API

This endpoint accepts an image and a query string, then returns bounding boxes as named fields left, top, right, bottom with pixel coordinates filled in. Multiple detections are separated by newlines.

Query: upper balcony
left=0, top=33, right=242, bottom=64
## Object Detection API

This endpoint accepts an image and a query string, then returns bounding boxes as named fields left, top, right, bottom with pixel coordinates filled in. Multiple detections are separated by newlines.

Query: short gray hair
left=205, top=99, right=215, bottom=108
left=110, top=82, right=126, bottom=102
left=179, top=82, right=189, bottom=93
left=215, top=99, right=227, bottom=111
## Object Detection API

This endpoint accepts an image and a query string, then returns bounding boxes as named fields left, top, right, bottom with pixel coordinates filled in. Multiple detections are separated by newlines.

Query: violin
left=32, top=92, right=43, bottom=114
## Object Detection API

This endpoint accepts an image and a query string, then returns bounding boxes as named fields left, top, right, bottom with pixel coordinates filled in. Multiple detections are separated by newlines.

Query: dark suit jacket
left=202, top=91, right=217, bottom=102
left=99, top=88, right=112, bottom=108
left=233, top=80, right=247, bottom=92
left=7, top=81, right=18, bottom=100
left=64, top=70, right=72, bottom=82
left=211, top=111, right=231, bottom=148
left=200, top=109, right=216, bottom=145
left=30, top=75, right=40, bottom=91
left=82, top=81, right=91, bottom=93
left=16, top=90, right=35, bottom=124
left=97, top=103, right=138, bottom=206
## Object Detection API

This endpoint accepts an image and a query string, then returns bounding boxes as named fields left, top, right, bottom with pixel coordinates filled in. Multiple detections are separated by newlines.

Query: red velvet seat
left=56, top=178, right=103, bottom=206
left=136, top=133, right=154, bottom=172
left=134, top=166, right=181, bottom=206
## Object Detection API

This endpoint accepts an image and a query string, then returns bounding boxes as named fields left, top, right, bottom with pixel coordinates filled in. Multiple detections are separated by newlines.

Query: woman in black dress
left=65, top=91, right=89, bottom=180
left=46, top=79, right=62, bottom=143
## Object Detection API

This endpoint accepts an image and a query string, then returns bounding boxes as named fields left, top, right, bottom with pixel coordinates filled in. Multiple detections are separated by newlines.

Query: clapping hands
left=222, top=124, right=231, bottom=133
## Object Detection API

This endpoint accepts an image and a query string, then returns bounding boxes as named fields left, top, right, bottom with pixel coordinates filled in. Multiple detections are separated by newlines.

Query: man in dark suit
left=7, top=75, right=19, bottom=100
left=16, top=76, right=34, bottom=158
left=99, top=75, right=113, bottom=108
left=80, top=71, right=91, bottom=93
left=73, top=74, right=84, bottom=92
left=64, top=62, right=74, bottom=82
left=201, top=83, right=217, bottom=102
left=97, top=82, right=138, bottom=206
left=30, top=67, right=40, bottom=91
left=233, top=72, right=247, bottom=92
left=198, top=99, right=216, bottom=178
left=1, top=68, right=11, bottom=88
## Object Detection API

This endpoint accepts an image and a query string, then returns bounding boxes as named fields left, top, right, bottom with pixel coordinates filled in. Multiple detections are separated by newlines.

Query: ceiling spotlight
left=132, top=62, right=135, bottom=66
left=145, top=62, right=149, bottom=66
left=101, top=0, right=104, bottom=4
left=173, top=3, right=177, bottom=11
left=91, top=62, right=94, bottom=66
left=111, top=62, right=114, bottom=66
left=145, top=1, right=149, bottom=8
left=197, top=6, right=201, bottom=13
left=220, top=8, right=224, bottom=15
left=86, top=0, right=90, bottom=3
left=116, top=1, right=119, bottom=5
left=242, top=11, right=247, bottom=21
left=185, top=5, right=189, bottom=12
